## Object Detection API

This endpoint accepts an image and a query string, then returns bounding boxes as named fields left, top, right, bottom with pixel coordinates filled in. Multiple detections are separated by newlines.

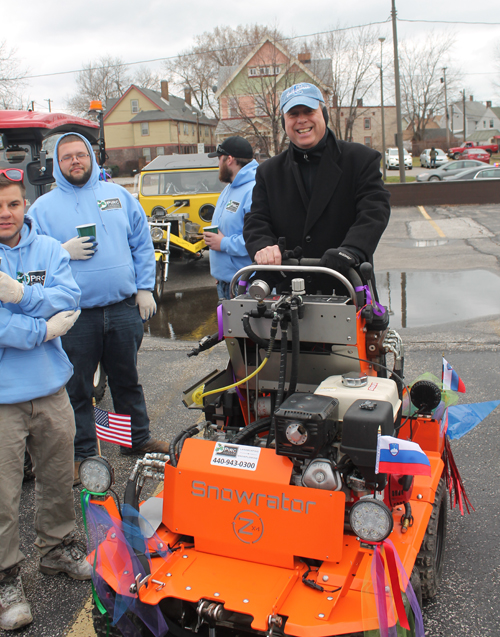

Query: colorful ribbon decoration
left=370, top=539, right=425, bottom=637
left=217, top=303, right=224, bottom=341
left=355, top=285, right=386, bottom=317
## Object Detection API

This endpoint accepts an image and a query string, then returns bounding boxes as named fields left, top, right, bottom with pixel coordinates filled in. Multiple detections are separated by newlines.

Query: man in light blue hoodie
left=29, top=133, right=169, bottom=480
left=204, top=137, right=257, bottom=300
left=0, top=172, right=90, bottom=631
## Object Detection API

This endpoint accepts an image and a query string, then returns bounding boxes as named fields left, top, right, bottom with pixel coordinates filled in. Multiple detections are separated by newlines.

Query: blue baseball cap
left=280, top=83, right=324, bottom=113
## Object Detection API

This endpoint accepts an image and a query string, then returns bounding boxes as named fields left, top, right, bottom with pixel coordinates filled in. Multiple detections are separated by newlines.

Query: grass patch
left=384, top=175, right=416, bottom=183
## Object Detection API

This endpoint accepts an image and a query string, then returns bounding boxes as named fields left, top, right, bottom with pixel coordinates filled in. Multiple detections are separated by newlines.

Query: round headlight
left=150, top=226, right=164, bottom=241
left=199, top=203, right=215, bottom=223
left=350, top=498, right=393, bottom=543
left=79, top=456, right=114, bottom=493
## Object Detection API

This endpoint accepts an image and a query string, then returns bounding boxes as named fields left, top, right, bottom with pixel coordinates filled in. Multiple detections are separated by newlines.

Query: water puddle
left=377, top=270, right=500, bottom=329
left=144, top=270, right=500, bottom=340
left=144, top=287, right=219, bottom=340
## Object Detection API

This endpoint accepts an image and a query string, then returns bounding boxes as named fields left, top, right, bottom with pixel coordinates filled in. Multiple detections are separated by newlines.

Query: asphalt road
left=5, top=202, right=500, bottom=637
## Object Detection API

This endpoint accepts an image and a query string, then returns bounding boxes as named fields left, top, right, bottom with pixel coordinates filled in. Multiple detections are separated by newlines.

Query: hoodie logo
left=225, top=200, right=240, bottom=213
left=17, top=270, right=46, bottom=286
left=97, top=198, right=122, bottom=211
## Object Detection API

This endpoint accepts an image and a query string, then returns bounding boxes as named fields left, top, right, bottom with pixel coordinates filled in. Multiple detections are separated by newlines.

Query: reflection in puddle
left=377, top=270, right=500, bottom=329
left=144, top=287, right=219, bottom=340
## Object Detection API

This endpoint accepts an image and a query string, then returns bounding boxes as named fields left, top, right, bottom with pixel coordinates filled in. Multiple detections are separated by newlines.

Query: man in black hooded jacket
left=243, top=83, right=390, bottom=290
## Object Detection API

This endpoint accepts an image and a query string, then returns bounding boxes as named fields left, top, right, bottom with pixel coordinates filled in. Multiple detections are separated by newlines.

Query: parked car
left=419, top=148, right=448, bottom=168
left=447, top=140, right=499, bottom=159
left=455, top=147, right=490, bottom=164
left=443, top=166, right=500, bottom=181
left=416, top=159, right=486, bottom=182
left=385, top=147, right=412, bottom=170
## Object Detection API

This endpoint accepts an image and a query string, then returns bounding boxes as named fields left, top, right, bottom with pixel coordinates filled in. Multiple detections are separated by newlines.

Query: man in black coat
left=243, top=83, right=390, bottom=290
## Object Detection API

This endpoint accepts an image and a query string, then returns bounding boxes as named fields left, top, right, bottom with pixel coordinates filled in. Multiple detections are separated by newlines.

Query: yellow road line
left=417, top=205, right=446, bottom=237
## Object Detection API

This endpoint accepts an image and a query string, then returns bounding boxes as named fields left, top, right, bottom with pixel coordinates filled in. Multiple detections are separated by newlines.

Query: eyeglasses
left=0, top=168, right=24, bottom=182
left=59, top=152, right=90, bottom=164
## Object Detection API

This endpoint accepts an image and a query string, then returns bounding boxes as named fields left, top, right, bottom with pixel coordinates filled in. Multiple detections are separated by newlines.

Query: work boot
left=39, top=536, right=92, bottom=580
left=120, top=437, right=170, bottom=456
left=73, top=461, right=81, bottom=487
left=0, top=567, right=33, bottom=631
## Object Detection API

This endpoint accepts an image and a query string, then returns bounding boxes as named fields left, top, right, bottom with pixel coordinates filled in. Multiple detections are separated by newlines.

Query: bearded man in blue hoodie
left=29, top=133, right=169, bottom=482
left=0, top=172, right=91, bottom=631
left=203, top=137, right=257, bottom=301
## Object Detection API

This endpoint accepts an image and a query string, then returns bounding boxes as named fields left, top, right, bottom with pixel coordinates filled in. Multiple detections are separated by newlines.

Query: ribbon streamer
left=355, top=285, right=385, bottom=317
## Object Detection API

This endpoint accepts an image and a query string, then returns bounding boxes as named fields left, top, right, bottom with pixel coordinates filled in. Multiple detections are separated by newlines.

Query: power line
left=21, top=19, right=392, bottom=81
left=399, top=18, right=500, bottom=26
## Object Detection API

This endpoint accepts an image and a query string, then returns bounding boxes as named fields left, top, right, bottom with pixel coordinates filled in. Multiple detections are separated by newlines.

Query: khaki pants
left=0, top=388, right=76, bottom=572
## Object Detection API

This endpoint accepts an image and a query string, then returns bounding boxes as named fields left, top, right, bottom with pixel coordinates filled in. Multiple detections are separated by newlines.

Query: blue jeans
left=62, top=297, right=150, bottom=460
left=216, top=280, right=231, bottom=301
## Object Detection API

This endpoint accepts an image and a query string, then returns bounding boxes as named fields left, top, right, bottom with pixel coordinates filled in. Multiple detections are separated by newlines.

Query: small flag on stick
left=94, top=406, right=132, bottom=448
left=375, top=433, right=431, bottom=476
left=442, top=357, right=466, bottom=393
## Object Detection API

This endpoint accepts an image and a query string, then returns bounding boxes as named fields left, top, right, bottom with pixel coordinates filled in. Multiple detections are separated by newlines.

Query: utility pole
left=462, top=90, right=466, bottom=142
left=379, top=37, right=387, bottom=181
left=44, top=99, right=52, bottom=113
left=391, top=0, right=406, bottom=183
left=441, top=68, right=450, bottom=149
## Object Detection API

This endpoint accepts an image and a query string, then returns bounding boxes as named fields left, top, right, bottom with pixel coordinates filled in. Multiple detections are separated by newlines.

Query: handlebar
left=229, top=260, right=363, bottom=308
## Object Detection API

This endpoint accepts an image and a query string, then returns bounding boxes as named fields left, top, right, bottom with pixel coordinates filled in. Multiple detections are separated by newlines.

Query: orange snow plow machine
left=80, top=259, right=448, bottom=637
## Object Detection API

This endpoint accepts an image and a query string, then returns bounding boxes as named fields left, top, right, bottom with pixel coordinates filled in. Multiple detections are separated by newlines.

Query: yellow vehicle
left=138, top=154, right=224, bottom=299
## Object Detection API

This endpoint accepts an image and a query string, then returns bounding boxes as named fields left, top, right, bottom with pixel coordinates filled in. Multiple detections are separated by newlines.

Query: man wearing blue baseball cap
left=243, top=82, right=390, bottom=287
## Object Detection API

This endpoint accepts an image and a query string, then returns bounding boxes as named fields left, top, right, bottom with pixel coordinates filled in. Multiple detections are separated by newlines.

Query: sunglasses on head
left=0, top=168, right=24, bottom=182
left=215, top=145, right=229, bottom=156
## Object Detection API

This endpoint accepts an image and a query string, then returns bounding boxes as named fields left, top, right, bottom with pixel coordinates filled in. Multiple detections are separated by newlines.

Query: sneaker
left=39, top=537, right=92, bottom=581
left=73, top=461, right=81, bottom=487
left=0, top=569, right=33, bottom=631
left=120, top=437, right=170, bottom=456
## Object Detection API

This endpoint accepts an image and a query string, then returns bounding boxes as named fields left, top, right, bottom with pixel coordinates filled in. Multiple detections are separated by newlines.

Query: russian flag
left=375, top=435, right=431, bottom=477
left=442, top=357, right=466, bottom=393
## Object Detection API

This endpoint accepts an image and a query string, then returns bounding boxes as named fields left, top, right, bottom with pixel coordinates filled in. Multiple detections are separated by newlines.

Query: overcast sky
left=4, top=0, right=500, bottom=113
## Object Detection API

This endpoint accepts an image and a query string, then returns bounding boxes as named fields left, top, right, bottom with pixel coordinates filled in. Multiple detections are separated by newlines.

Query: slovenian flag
left=442, top=357, right=466, bottom=393
left=375, top=434, right=431, bottom=476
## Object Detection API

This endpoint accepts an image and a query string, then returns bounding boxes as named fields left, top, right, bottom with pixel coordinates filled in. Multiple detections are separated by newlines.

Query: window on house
left=483, top=121, right=487, bottom=128
left=183, top=123, right=189, bottom=135
left=142, top=148, right=151, bottom=162
left=255, top=98, right=267, bottom=117
left=364, top=137, right=372, bottom=147
left=156, top=147, right=164, bottom=155
left=205, top=126, right=209, bottom=136
left=490, top=120, right=494, bottom=128
left=229, top=98, right=239, bottom=118
left=192, top=125, right=195, bottom=136
left=131, top=100, right=139, bottom=113
left=141, top=122, right=149, bottom=136
left=274, top=66, right=281, bottom=75
left=364, top=118, right=371, bottom=130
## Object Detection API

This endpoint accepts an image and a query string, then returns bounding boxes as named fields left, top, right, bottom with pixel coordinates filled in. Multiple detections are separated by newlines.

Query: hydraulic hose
left=287, top=302, right=300, bottom=397
left=275, top=323, right=288, bottom=410
left=232, top=417, right=272, bottom=445
left=242, top=312, right=269, bottom=349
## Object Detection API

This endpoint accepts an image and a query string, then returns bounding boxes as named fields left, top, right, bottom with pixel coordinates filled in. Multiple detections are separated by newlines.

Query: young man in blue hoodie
left=204, top=137, right=258, bottom=300
left=0, top=172, right=90, bottom=631
left=29, top=133, right=169, bottom=482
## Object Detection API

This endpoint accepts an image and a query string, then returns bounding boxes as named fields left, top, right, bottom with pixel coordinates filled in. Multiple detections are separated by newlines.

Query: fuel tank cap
left=341, top=372, right=368, bottom=387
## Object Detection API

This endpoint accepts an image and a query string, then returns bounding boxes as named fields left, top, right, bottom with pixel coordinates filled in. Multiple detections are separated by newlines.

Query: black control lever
left=359, top=262, right=377, bottom=309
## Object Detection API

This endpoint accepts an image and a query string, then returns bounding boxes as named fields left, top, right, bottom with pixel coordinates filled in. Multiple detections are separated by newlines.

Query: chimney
left=298, top=52, right=311, bottom=64
left=184, top=89, right=191, bottom=106
left=469, top=95, right=473, bottom=101
left=357, top=98, right=363, bottom=108
left=487, top=100, right=492, bottom=108
left=161, top=81, right=169, bottom=101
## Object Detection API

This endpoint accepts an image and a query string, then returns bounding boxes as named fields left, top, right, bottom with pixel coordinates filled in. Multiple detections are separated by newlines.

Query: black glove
left=319, top=247, right=360, bottom=274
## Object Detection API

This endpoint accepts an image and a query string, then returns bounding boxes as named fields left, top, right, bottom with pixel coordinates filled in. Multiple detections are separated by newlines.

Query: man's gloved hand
left=44, top=309, right=81, bottom=342
left=320, top=247, right=360, bottom=274
left=136, top=290, right=156, bottom=321
left=0, top=271, right=24, bottom=304
left=62, top=236, right=97, bottom=260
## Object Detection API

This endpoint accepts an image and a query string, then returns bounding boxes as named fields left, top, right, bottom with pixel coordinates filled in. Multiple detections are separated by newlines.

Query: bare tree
left=0, top=41, right=28, bottom=109
left=163, top=24, right=287, bottom=120
left=132, top=66, right=162, bottom=91
left=66, top=56, right=129, bottom=118
left=312, top=25, right=381, bottom=141
left=223, top=41, right=303, bottom=157
left=398, top=32, right=459, bottom=140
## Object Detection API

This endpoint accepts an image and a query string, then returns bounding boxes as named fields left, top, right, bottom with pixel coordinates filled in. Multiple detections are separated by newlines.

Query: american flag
left=94, top=407, right=132, bottom=448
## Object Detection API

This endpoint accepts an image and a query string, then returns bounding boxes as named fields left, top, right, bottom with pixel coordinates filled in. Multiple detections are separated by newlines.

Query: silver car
left=443, top=166, right=500, bottom=181
left=416, top=159, right=486, bottom=182
left=420, top=148, right=448, bottom=168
